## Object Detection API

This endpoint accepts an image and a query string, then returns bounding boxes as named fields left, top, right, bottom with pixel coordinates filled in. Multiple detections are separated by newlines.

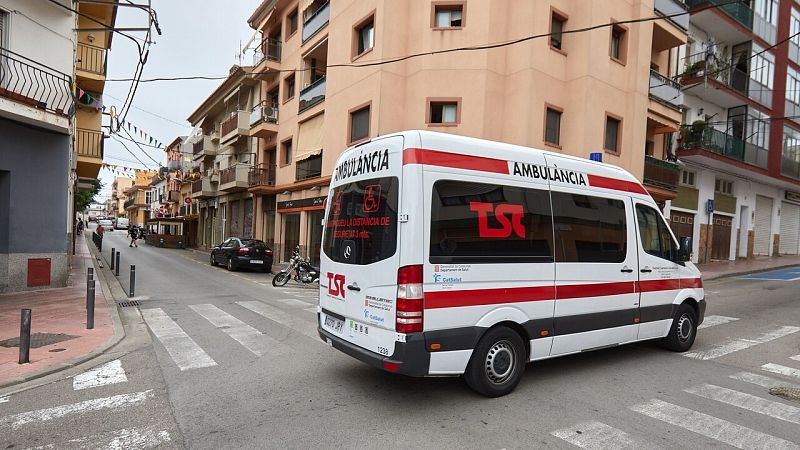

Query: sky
left=96, top=0, right=261, bottom=203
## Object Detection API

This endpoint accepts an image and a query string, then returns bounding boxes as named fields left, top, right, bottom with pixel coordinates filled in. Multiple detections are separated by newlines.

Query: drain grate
left=0, top=333, right=78, bottom=349
left=117, top=300, right=141, bottom=307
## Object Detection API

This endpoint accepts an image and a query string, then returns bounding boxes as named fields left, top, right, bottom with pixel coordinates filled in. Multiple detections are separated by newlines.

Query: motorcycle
left=272, top=246, right=320, bottom=286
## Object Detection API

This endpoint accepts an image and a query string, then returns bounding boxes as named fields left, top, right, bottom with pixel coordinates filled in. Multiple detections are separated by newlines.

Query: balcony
left=248, top=164, right=276, bottom=193
left=124, top=193, right=147, bottom=210
left=220, top=111, right=249, bottom=144
left=678, top=125, right=769, bottom=169
left=685, top=0, right=753, bottom=30
left=219, top=165, right=251, bottom=192
left=302, top=1, right=330, bottom=42
left=654, top=0, right=689, bottom=30
left=192, top=135, right=217, bottom=159
left=165, top=190, right=181, bottom=203
left=253, top=38, right=281, bottom=81
left=643, top=156, right=680, bottom=192
left=649, top=69, right=683, bottom=110
left=250, top=101, right=279, bottom=138
left=75, top=128, right=104, bottom=179
left=76, top=43, right=107, bottom=91
left=0, top=49, right=74, bottom=121
left=679, top=53, right=752, bottom=108
left=298, top=77, right=326, bottom=113
left=191, top=178, right=216, bottom=198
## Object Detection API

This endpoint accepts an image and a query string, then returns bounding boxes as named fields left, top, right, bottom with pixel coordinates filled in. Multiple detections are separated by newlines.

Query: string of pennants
left=106, top=105, right=169, bottom=150
left=101, top=163, right=202, bottom=181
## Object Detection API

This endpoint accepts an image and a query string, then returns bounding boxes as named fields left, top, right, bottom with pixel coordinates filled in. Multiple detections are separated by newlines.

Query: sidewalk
left=0, top=232, right=116, bottom=387
left=699, top=255, right=800, bottom=281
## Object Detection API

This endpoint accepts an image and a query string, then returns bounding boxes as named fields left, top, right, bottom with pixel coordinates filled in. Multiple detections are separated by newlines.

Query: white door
left=779, top=201, right=800, bottom=255
left=754, top=195, right=773, bottom=255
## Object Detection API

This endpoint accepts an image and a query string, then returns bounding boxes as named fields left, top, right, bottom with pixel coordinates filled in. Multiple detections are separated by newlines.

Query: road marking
left=730, top=372, right=800, bottom=389
left=762, top=363, right=800, bottom=380
left=686, top=383, right=800, bottom=425
left=73, top=359, right=127, bottom=391
left=697, top=315, right=739, bottom=330
left=303, top=306, right=317, bottom=314
left=141, top=308, right=217, bottom=371
left=0, top=396, right=8, bottom=404
left=25, top=425, right=171, bottom=449
left=684, top=326, right=800, bottom=360
left=790, top=355, right=800, bottom=362
left=274, top=298, right=313, bottom=308
left=237, top=301, right=321, bottom=343
left=630, top=398, right=799, bottom=450
left=0, top=390, right=153, bottom=430
left=550, top=421, right=656, bottom=449
left=189, top=304, right=286, bottom=357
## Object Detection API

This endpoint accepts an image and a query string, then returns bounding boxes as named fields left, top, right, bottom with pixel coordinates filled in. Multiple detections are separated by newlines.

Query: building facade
left=124, top=171, right=156, bottom=226
left=669, top=0, right=800, bottom=262
left=243, top=0, right=688, bottom=265
left=111, top=176, right=134, bottom=218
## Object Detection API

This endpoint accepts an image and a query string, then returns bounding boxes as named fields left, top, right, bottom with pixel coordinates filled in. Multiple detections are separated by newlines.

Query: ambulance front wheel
left=662, top=303, right=698, bottom=352
left=464, top=326, right=526, bottom=398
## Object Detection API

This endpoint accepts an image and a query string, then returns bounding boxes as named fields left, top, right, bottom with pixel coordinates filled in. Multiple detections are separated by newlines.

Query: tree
left=75, top=179, right=103, bottom=212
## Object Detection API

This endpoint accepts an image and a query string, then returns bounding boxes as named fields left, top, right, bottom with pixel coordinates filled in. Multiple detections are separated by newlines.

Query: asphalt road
left=2, top=228, right=800, bottom=449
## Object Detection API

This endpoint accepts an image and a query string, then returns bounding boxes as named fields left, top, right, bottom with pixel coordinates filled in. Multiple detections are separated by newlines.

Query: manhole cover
left=0, top=333, right=78, bottom=349
left=117, top=300, right=141, bottom=308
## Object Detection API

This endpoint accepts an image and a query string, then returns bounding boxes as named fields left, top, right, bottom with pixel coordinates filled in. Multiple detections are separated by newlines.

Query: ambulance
left=318, top=130, right=704, bottom=397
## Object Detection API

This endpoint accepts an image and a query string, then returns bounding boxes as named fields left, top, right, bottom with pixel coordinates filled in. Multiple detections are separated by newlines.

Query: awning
left=300, top=0, right=314, bottom=16
left=295, top=113, right=324, bottom=161
left=257, top=7, right=275, bottom=32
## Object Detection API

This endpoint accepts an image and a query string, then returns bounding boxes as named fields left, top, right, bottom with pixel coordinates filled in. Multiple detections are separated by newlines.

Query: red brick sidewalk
left=0, top=232, right=116, bottom=387
left=699, top=255, right=800, bottom=280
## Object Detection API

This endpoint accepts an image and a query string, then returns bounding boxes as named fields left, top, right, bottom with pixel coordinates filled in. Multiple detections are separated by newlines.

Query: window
left=0, top=10, right=7, bottom=50
left=552, top=192, right=628, bottom=263
left=428, top=100, right=460, bottom=125
left=610, top=24, right=627, bottom=62
left=680, top=170, right=696, bottom=187
left=550, top=11, right=566, bottom=50
left=284, top=74, right=295, bottom=102
left=281, top=139, right=292, bottom=165
left=296, top=153, right=322, bottom=180
left=349, top=104, right=370, bottom=143
left=750, top=42, right=775, bottom=90
left=544, top=106, right=562, bottom=146
left=323, top=177, right=398, bottom=265
left=353, top=15, right=374, bottom=58
left=637, top=205, right=676, bottom=262
left=782, top=125, right=800, bottom=179
left=788, top=67, right=800, bottom=105
left=429, top=180, right=553, bottom=263
left=604, top=115, right=622, bottom=153
left=433, top=3, right=464, bottom=28
left=287, top=8, right=298, bottom=36
left=715, top=178, right=733, bottom=195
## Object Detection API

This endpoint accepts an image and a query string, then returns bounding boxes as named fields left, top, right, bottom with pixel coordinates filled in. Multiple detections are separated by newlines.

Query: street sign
left=184, top=197, right=192, bottom=204
left=706, top=199, right=714, bottom=214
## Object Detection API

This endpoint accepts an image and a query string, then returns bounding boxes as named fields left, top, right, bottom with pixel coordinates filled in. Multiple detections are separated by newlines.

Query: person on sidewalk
left=96, top=223, right=105, bottom=237
left=128, top=225, right=139, bottom=248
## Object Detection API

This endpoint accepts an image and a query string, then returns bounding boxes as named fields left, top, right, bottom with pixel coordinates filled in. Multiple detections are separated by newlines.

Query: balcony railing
left=643, top=155, right=680, bottom=191
left=298, top=76, right=326, bottom=113
left=75, top=128, right=103, bottom=159
left=302, top=1, right=330, bottom=42
left=124, top=198, right=135, bottom=209
left=76, top=43, right=107, bottom=76
left=0, top=49, right=74, bottom=116
left=250, top=101, right=279, bottom=126
left=649, top=69, right=683, bottom=109
left=253, top=38, right=282, bottom=66
left=221, top=111, right=248, bottom=140
left=680, top=125, right=768, bottom=168
left=680, top=52, right=748, bottom=96
left=685, top=0, right=753, bottom=29
left=248, top=164, right=276, bottom=187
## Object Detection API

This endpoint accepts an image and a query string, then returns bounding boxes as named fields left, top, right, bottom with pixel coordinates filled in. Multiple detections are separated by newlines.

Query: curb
left=702, top=262, right=800, bottom=281
left=0, top=239, right=127, bottom=391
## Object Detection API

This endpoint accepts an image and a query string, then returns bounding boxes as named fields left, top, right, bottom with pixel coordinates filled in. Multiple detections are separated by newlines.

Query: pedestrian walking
left=96, top=223, right=105, bottom=236
left=128, top=226, right=139, bottom=248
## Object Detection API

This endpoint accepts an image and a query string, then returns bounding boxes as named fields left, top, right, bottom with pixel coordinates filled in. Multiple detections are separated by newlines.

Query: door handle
left=620, top=268, right=634, bottom=273
left=640, top=268, right=652, bottom=273
left=347, top=284, right=361, bottom=291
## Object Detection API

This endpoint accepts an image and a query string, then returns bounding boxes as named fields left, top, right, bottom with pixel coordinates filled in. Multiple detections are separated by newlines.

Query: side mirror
left=678, top=236, right=692, bottom=262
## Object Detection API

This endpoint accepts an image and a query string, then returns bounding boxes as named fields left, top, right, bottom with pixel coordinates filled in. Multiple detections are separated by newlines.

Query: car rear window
left=241, top=239, right=267, bottom=248
left=323, top=177, right=398, bottom=265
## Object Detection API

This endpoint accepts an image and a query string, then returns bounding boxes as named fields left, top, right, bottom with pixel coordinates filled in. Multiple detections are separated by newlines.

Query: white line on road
left=189, top=304, right=287, bottom=357
left=686, top=383, right=800, bottom=425
left=730, top=372, right=800, bottom=389
left=550, top=421, right=658, bottom=449
left=237, top=301, right=321, bottom=343
left=73, top=359, right=127, bottom=391
left=0, top=390, right=153, bottom=430
left=0, top=396, right=8, bottom=404
left=141, top=308, right=217, bottom=371
left=684, top=326, right=800, bottom=360
left=274, top=298, right=314, bottom=308
left=630, top=398, right=799, bottom=450
left=790, top=355, right=800, bottom=362
left=697, top=315, right=739, bottom=330
left=762, top=363, right=800, bottom=380
left=24, top=425, right=171, bottom=449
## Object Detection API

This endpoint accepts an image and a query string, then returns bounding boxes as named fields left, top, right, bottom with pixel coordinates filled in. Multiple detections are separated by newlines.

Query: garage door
left=711, top=214, right=733, bottom=260
left=754, top=195, right=773, bottom=256
left=779, top=201, right=800, bottom=255
left=670, top=211, right=695, bottom=242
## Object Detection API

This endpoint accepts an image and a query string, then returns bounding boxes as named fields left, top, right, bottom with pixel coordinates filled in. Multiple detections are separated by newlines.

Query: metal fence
left=0, top=49, right=74, bottom=116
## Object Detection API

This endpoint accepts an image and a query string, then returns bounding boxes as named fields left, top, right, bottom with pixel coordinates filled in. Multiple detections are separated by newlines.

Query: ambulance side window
left=429, top=180, right=554, bottom=263
left=551, top=192, right=627, bottom=263
left=636, top=204, right=676, bottom=261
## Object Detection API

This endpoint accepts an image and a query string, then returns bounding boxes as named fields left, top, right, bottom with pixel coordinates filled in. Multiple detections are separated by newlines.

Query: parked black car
left=210, top=238, right=273, bottom=272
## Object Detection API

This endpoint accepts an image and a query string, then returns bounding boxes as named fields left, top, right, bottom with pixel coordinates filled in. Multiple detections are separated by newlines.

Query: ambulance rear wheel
left=464, top=326, right=525, bottom=397
left=662, top=303, right=697, bottom=352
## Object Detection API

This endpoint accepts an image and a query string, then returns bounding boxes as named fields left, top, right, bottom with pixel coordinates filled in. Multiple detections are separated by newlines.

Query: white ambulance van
left=318, top=130, right=704, bottom=397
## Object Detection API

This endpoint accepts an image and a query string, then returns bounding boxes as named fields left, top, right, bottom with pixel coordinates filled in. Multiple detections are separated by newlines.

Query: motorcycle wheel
left=272, top=272, right=289, bottom=287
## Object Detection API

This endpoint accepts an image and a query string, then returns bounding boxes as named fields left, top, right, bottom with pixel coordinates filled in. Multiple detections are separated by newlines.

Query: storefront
left=274, top=195, right=326, bottom=264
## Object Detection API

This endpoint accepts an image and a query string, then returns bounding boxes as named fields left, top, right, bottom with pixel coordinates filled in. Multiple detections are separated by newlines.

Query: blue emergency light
left=589, top=152, right=603, bottom=162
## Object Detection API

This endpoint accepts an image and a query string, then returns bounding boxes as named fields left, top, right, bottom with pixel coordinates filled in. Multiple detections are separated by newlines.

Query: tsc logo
left=469, top=202, right=526, bottom=238
left=327, top=272, right=346, bottom=299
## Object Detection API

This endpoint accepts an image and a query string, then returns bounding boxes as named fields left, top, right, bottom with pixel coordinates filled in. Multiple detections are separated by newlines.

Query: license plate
left=250, top=259, right=263, bottom=264
left=324, top=315, right=344, bottom=334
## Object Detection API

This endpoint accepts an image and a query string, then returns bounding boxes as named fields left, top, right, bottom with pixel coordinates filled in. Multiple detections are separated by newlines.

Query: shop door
left=754, top=195, right=773, bottom=255
left=779, top=201, right=800, bottom=255
left=711, top=214, right=732, bottom=260
left=307, top=209, right=324, bottom=266
left=283, top=212, right=300, bottom=262
left=669, top=210, right=695, bottom=243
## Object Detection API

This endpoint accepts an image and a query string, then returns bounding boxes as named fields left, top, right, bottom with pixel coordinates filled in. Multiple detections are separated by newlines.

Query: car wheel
left=226, top=257, right=235, bottom=271
left=210, top=253, right=216, bottom=266
left=464, top=326, right=526, bottom=397
left=662, top=303, right=697, bottom=352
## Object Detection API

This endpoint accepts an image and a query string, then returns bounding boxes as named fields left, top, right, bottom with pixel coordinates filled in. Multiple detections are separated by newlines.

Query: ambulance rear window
left=323, top=177, right=398, bottom=265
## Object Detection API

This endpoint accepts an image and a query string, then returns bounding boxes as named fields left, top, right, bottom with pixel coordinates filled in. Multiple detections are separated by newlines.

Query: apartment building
left=0, top=1, right=76, bottom=292
left=670, top=0, right=800, bottom=262
left=124, top=170, right=156, bottom=226
left=187, top=66, right=261, bottom=248
left=111, top=176, right=134, bottom=218
left=244, top=0, right=688, bottom=265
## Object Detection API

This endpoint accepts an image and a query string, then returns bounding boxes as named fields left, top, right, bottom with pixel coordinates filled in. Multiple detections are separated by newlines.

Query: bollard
left=115, top=251, right=120, bottom=277
left=19, top=309, right=31, bottom=364
left=110, top=248, right=115, bottom=271
left=87, top=266, right=94, bottom=282
left=129, top=265, right=136, bottom=297
left=87, top=279, right=95, bottom=329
